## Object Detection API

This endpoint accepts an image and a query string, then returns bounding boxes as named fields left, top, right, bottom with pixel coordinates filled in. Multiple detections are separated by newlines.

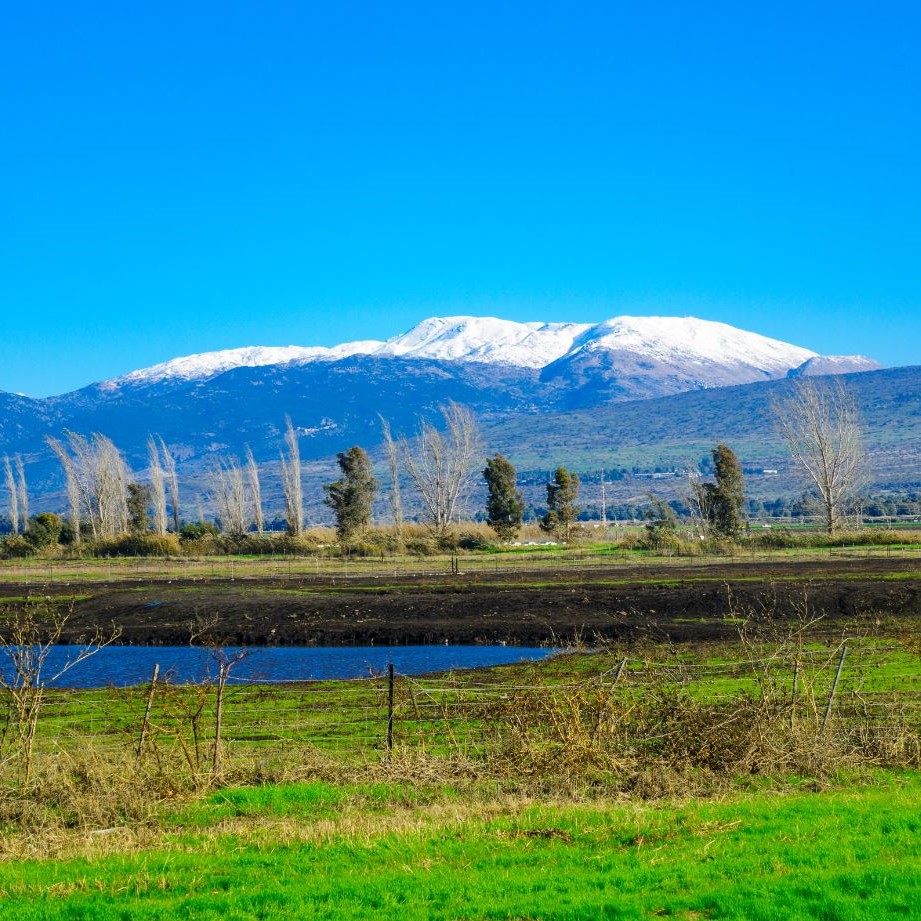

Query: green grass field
left=1, top=773, right=920, bottom=919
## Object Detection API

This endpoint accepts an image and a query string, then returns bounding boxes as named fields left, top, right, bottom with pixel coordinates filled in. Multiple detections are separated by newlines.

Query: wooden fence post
left=821, top=644, right=847, bottom=732
left=137, top=663, right=160, bottom=761
left=387, top=663, right=395, bottom=756
left=213, top=662, right=228, bottom=775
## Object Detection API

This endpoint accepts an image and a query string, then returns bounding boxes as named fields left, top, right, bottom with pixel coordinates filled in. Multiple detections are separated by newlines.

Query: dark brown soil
left=5, top=555, right=921, bottom=647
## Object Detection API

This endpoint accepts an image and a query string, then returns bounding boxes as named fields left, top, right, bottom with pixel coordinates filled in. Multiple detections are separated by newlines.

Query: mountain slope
left=485, top=364, right=921, bottom=495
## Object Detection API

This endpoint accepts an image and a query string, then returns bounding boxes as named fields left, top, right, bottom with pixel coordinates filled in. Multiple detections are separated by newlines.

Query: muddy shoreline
left=4, top=556, right=920, bottom=647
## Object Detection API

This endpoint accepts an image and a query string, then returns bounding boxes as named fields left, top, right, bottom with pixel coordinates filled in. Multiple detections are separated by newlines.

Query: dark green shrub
left=25, top=513, right=63, bottom=550
left=457, top=532, right=497, bottom=552
left=180, top=522, right=221, bottom=541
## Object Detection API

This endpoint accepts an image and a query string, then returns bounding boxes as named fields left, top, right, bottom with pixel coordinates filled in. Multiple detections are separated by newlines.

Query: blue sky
left=2, top=1, right=919, bottom=396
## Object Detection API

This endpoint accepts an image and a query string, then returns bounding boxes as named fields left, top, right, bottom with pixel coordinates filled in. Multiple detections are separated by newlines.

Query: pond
left=8, top=645, right=560, bottom=688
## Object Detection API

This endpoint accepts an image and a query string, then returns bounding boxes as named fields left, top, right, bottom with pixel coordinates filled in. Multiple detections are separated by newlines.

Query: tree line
left=0, top=378, right=871, bottom=554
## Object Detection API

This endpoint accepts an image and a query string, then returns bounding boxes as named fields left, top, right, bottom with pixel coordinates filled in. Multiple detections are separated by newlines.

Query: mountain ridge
left=97, top=314, right=872, bottom=394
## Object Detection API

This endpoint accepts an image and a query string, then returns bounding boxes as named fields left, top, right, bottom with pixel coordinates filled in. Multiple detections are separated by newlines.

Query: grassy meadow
left=1, top=630, right=921, bottom=918
left=2, top=773, right=921, bottom=920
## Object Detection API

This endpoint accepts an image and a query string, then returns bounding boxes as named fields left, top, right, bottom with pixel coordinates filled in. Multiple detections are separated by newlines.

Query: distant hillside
left=484, top=365, right=921, bottom=499
left=2, top=361, right=918, bottom=522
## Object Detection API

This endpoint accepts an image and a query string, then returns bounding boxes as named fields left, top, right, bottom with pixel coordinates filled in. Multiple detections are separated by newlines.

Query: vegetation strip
left=1, top=776, right=920, bottom=918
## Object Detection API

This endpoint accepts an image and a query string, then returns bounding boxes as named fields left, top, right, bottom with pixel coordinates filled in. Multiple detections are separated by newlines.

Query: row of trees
left=1, top=404, right=485, bottom=548
left=41, top=433, right=182, bottom=543
left=1, top=379, right=869, bottom=548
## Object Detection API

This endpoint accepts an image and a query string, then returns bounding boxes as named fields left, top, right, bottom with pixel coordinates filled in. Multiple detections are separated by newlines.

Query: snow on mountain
left=108, top=314, right=859, bottom=388
left=787, top=355, right=883, bottom=377
left=571, top=316, right=817, bottom=374
left=375, top=316, right=593, bottom=368
left=110, top=341, right=384, bottom=387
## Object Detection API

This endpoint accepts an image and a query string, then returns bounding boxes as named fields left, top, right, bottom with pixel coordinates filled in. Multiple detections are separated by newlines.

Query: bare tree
left=147, top=436, right=168, bottom=537
left=402, top=402, right=481, bottom=539
left=773, top=378, right=868, bottom=534
left=158, top=436, right=181, bottom=533
left=67, top=432, right=98, bottom=539
left=280, top=416, right=303, bottom=536
left=0, top=603, right=120, bottom=782
left=94, top=435, right=131, bottom=537
left=46, top=432, right=131, bottom=539
left=46, top=437, right=83, bottom=542
left=210, top=459, right=247, bottom=538
left=378, top=414, right=403, bottom=538
left=245, top=446, right=264, bottom=536
left=3, top=456, right=20, bottom=535
left=684, top=462, right=709, bottom=540
left=14, top=456, right=27, bottom=531
left=189, top=614, right=249, bottom=776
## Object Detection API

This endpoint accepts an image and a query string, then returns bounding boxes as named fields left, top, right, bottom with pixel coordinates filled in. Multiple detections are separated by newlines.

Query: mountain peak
left=573, top=315, right=817, bottom=372
left=374, top=315, right=593, bottom=368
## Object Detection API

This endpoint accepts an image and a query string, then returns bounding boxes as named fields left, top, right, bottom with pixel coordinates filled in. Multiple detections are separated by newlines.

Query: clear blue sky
left=2, top=1, right=919, bottom=396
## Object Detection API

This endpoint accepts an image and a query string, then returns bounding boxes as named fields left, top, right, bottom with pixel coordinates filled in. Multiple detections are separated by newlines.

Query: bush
left=640, top=527, right=680, bottom=553
left=273, top=533, right=321, bottom=556
left=457, top=532, right=497, bottom=552
left=1, top=535, right=34, bottom=558
left=747, top=528, right=803, bottom=549
left=337, top=531, right=404, bottom=557
left=340, top=541, right=382, bottom=558
left=215, top=534, right=276, bottom=556
left=180, top=522, right=221, bottom=541
left=92, top=534, right=181, bottom=557
left=745, top=528, right=919, bottom=551
left=700, top=536, right=737, bottom=556
left=25, top=513, right=63, bottom=550
left=404, top=538, right=436, bottom=556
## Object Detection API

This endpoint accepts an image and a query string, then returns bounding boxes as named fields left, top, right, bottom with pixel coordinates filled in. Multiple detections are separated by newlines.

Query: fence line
left=0, top=641, right=916, bottom=782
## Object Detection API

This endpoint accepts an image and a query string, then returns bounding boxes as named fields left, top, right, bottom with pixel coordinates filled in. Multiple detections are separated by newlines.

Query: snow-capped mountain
left=108, top=314, right=835, bottom=389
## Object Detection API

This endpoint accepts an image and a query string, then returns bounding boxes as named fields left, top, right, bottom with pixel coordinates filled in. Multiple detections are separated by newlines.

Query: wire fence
left=9, top=642, right=921, bottom=779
